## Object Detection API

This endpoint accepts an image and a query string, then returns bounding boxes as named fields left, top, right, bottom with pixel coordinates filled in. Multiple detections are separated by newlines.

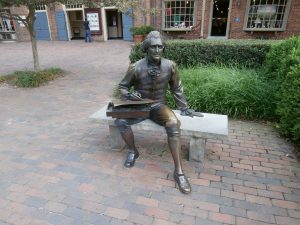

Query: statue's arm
left=119, top=63, right=136, bottom=99
left=169, top=61, right=189, bottom=110
left=169, top=62, right=204, bottom=117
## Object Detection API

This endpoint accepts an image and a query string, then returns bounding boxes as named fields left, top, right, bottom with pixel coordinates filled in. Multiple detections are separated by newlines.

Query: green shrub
left=263, top=36, right=300, bottom=82
left=268, top=39, right=300, bottom=144
left=276, top=63, right=300, bottom=142
left=2, top=68, right=64, bottom=88
left=166, top=66, right=276, bottom=120
left=130, top=25, right=154, bottom=35
left=130, top=39, right=274, bottom=68
left=262, top=36, right=300, bottom=145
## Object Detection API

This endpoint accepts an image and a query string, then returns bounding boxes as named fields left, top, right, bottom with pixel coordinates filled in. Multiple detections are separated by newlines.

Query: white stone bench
left=89, top=104, right=228, bottom=162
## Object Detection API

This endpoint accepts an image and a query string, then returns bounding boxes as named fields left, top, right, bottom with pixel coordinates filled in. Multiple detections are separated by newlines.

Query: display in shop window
left=87, top=12, right=100, bottom=32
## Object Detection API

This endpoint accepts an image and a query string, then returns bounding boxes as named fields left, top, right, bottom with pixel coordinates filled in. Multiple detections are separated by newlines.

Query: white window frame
left=243, top=0, right=292, bottom=31
left=35, top=4, right=47, bottom=11
left=0, top=9, right=16, bottom=41
left=162, top=0, right=197, bottom=31
left=65, top=1, right=83, bottom=9
left=0, top=10, right=15, bottom=32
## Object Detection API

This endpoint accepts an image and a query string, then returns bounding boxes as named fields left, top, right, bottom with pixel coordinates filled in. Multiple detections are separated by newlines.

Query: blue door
left=34, top=12, right=51, bottom=40
left=55, top=11, right=68, bottom=41
left=122, top=11, right=133, bottom=41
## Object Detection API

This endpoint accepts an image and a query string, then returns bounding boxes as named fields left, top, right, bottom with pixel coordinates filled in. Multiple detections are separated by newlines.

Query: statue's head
left=142, top=31, right=164, bottom=63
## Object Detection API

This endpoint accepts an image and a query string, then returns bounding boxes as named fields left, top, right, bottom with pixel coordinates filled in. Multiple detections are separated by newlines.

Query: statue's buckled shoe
left=174, top=172, right=191, bottom=194
left=124, top=151, right=139, bottom=168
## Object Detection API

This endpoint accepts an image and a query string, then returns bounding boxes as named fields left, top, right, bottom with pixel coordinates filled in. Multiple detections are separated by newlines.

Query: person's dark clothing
left=83, top=20, right=91, bottom=42
left=84, top=20, right=90, bottom=30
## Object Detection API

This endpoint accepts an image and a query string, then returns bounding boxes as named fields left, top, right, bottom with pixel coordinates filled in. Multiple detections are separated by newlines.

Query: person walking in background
left=83, top=18, right=91, bottom=42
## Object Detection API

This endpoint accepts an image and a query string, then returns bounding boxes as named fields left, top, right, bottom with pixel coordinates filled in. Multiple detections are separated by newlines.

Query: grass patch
left=0, top=68, right=64, bottom=88
left=166, top=66, right=276, bottom=120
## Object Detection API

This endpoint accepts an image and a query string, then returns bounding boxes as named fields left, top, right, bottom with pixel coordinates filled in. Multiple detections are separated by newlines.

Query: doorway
left=210, top=0, right=231, bottom=37
left=106, top=9, right=123, bottom=39
left=67, top=10, right=84, bottom=40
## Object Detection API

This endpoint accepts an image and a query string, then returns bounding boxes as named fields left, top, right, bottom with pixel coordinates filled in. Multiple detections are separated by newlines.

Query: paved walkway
left=0, top=40, right=299, bottom=225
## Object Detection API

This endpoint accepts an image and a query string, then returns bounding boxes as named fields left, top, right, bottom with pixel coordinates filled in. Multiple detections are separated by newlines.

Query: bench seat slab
left=90, top=104, right=228, bottom=162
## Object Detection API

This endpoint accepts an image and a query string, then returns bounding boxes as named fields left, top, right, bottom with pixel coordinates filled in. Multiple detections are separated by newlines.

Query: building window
left=163, top=0, right=196, bottom=30
left=35, top=4, right=46, bottom=11
left=0, top=16, right=15, bottom=32
left=244, top=0, right=291, bottom=31
left=66, top=1, right=83, bottom=9
left=0, top=9, right=16, bottom=41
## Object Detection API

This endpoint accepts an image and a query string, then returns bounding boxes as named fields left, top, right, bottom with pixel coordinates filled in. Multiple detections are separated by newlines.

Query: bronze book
left=106, top=99, right=157, bottom=119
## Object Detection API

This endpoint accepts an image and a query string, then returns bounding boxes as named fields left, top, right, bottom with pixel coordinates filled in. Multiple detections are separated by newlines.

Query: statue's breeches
left=115, top=103, right=180, bottom=137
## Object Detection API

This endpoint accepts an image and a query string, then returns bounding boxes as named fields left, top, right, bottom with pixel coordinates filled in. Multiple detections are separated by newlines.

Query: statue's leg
left=167, top=133, right=183, bottom=174
left=115, top=118, right=143, bottom=168
left=150, top=104, right=191, bottom=194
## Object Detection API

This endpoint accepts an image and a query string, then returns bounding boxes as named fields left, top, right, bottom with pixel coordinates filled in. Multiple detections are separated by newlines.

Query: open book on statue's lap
left=106, top=99, right=157, bottom=119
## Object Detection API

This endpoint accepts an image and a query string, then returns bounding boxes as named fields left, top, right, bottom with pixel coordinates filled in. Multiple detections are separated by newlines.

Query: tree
left=0, top=0, right=60, bottom=71
left=0, top=0, right=151, bottom=71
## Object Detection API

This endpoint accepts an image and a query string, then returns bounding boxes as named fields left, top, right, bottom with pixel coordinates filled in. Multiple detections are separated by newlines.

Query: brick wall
left=48, top=2, right=66, bottom=41
left=10, top=6, right=30, bottom=41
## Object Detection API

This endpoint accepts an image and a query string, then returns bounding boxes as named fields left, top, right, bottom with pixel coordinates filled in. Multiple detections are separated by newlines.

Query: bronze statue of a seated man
left=115, top=31, right=200, bottom=194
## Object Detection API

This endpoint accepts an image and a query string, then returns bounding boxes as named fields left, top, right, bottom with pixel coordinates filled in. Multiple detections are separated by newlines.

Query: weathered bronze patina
left=106, top=99, right=156, bottom=118
left=114, top=31, right=201, bottom=194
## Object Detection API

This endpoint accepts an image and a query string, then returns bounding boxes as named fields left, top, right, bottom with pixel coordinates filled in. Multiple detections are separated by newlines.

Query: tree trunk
left=30, top=33, right=39, bottom=71
left=27, top=6, right=40, bottom=71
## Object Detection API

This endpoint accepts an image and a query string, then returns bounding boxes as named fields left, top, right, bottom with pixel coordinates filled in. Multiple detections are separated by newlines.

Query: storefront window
left=163, top=0, right=196, bottom=30
left=0, top=10, right=16, bottom=41
left=35, top=4, right=46, bottom=11
left=244, top=0, right=291, bottom=31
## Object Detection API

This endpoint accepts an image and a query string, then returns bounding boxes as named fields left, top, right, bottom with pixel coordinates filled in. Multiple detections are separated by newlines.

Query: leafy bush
left=263, top=36, right=300, bottom=81
left=130, top=39, right=274, bottom=68
left=264, top=36, right=300, bottom=143
left=130, top=25, right=154, bottom=35
left=166, top=66, right=276, bottom=120
left=276, top=63, right=300, bottom=142
left=1, top=68, right=64, bottom=88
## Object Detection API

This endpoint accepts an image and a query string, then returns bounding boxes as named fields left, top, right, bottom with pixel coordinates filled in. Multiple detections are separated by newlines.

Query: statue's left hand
left=180, top=108, right=204, bottom=117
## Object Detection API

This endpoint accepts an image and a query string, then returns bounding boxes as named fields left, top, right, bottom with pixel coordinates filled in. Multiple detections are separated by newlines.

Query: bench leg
left=189, top=137, right=206, bottom=162
left=109, top=125, right=125, bottom=150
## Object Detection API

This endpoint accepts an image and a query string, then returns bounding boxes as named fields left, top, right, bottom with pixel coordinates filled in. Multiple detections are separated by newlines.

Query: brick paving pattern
left=0, top=41, right=299, bottom=225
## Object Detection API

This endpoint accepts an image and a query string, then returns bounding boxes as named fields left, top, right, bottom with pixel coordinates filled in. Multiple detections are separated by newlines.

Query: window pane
left=245, top=0, right=289, bottom=30
left=164, top=0, right=195, bottom=29
left=35, top=4, right=46, bottom=11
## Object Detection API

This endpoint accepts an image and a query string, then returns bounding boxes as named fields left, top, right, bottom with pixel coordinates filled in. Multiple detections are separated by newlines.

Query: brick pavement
left=0, top=40, right=299, bottom=225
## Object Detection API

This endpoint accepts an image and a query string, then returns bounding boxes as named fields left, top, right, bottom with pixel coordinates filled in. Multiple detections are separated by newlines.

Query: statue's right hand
left=130, top=91, right=143, bottom=101
left=123, top=91, right=143, bottom=101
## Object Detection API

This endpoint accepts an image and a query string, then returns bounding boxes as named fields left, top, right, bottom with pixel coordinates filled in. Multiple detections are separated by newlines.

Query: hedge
left=263, top=36, right=300, bottom=144
left=129, top=39, right=274, bottom=68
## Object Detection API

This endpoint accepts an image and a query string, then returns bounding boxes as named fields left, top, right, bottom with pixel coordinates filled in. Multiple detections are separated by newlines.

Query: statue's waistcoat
left=134, top=58, right=172, bottom=102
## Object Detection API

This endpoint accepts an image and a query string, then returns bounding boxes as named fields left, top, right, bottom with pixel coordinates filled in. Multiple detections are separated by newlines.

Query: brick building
left=154, top=0, right=300, bottom=40
left=1, top=0, right=299, bottom=42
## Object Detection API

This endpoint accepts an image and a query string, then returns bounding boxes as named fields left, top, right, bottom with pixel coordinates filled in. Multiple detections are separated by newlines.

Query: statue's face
left=147, top=38, right=164, bottom=63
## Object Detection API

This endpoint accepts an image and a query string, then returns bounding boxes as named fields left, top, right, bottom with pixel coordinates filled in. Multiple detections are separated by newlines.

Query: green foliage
left=1, top=68, right=63, bottom=88
left=130, top=25, right=154, bottom=35
left=276, top=64, right=300, bottom=142
left=166, top=66, right=276, bottom=120
left=265, top=36, right=300, bottom=143
left=130, top=39, right=274, bottom=68
left=263, top=36, right=300, bottom=82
